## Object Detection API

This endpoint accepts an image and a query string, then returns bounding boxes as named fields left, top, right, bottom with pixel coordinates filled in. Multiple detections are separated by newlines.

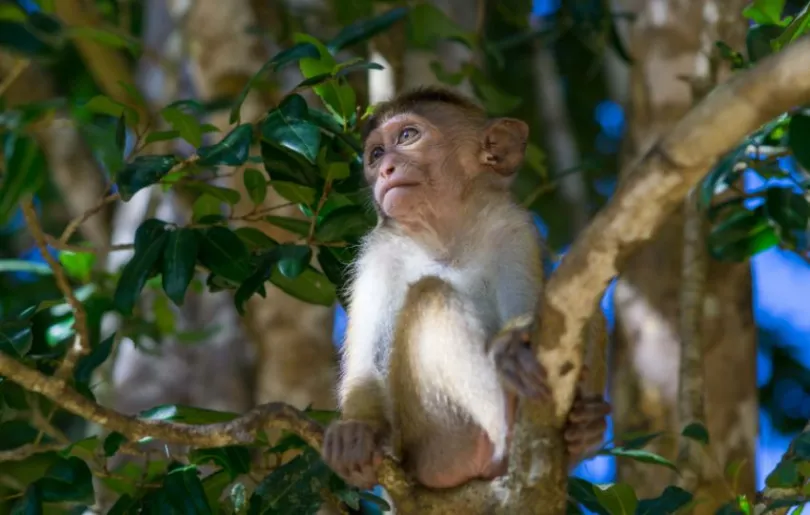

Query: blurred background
left=2, top=0, right=810, bottom=513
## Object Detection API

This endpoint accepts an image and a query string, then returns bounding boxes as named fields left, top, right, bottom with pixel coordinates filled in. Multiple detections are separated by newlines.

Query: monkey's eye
left=397, top=127, right=420, bottom=145
left=369, top=146, right=384, bottom=163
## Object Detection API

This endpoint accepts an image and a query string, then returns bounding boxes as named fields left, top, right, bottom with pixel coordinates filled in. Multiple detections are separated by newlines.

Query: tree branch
left=20, top=199, right=89, bottom=379
left=509, top=35, right=810, bottom=513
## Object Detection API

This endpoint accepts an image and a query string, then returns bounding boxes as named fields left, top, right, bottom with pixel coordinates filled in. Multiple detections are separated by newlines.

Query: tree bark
left=610, top=1, right=757, bottom=510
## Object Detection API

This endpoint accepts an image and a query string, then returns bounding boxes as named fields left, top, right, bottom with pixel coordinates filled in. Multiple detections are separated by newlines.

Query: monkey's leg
left=390, top=276, right=509, bottom=489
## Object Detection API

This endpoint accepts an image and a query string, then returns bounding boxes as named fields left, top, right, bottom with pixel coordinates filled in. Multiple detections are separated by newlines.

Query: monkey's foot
left=564, top=394, right=611, bottom=457
left=323, top=420, right=383, bottom=490
left=488, top=319, right=550, bottom=400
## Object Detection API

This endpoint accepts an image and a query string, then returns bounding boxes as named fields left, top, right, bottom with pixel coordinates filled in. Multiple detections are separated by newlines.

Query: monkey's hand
left=323, top=420, right=384, bottom=490
left=564, top=390, right=611, bottom=464
left=488, top=314, right=550, bottom=400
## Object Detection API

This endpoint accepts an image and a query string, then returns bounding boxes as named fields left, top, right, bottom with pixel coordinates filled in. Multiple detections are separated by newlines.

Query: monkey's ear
left=480, top=118, right=529, bottom=176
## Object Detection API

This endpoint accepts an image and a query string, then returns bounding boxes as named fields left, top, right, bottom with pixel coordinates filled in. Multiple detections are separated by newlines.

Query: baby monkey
left=323, top=87, right=610, bottom=490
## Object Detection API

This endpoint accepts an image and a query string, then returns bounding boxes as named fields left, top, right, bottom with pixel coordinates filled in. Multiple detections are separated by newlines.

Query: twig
left=0, top=443, right=66, bottom=462
left=0, top=58, right=29, bottom=97
left=59, top=193, right=120, bottom=244
left=21, top=200, right=89, bottom=379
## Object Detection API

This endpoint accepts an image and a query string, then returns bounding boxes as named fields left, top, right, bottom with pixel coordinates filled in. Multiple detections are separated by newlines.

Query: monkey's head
left=361, top=87, right=529, bottom=226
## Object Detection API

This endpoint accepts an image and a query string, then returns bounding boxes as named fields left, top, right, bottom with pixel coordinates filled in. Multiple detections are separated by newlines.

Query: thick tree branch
left=509, top=35, right=810, bottom=513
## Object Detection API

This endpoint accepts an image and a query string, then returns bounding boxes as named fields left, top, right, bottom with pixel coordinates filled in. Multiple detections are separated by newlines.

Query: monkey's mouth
left=381, top=181, right=420, bottom=201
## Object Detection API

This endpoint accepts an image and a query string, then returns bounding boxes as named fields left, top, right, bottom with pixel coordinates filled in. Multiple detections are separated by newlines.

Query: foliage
left=0, top=0, right=810, bottom=513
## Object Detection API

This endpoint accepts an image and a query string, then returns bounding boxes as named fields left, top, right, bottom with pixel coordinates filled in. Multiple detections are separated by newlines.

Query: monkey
left=322, top=87, right=610, bottom=491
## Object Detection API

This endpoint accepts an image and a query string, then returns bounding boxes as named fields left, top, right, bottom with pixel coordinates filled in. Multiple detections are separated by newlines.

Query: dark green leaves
left=162, top=228, right=200, bottom=306
left=788, top=112, right=810, bottom=171
left=0, top=320, right=33, bottom=357
left=197, top=124, right=254, bottom=166
left=190, top=447, right=251, bottom=480
left=31, top=456, right=94, bottom=504
left=597, top=447, right=677, bottom=471
left=198, top=227, right=253, bottom=284
left=681, top=422, right=710, bottom=445
left=635, top=486, right=693, bottom=515
left=261, top=95, right=321, bottom=164
left=248, top=448, right=334, bottom=515
left=116, top=155, right=179, bottom=201
left=73, top=333, right=115, bottom=393
left=708, top=206, right=780, bottom=262
left=113, top=219, right=169, bottom=315
left=0, top=134, right=46, bottom=223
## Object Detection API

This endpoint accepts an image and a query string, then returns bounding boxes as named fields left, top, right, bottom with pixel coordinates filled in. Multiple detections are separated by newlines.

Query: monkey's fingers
left=564, top=419, right=607, bottom=455
left=567, top=397, right=611, bottom=424
left=499, top=352, right=549, bottom=399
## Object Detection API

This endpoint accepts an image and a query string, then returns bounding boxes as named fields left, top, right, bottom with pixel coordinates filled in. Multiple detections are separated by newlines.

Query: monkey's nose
left=382, top=164, right=396, bottom=178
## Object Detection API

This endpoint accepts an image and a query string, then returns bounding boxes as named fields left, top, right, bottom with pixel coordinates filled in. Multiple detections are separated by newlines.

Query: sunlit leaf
left=261, top=94, right=321, bottom=164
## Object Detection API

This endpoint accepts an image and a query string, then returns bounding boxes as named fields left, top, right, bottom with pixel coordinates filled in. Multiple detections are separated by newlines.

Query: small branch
left=0, top=58, right=29, bottom=97
left=0, top=443, right=66, bottom=462
left=59, top=193, right=120, bottom=244
left=21, top=200, right=89, bottom=379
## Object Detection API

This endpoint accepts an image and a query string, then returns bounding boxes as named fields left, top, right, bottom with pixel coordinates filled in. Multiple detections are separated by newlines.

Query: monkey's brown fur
left=322, top=87, right=610, bottom=491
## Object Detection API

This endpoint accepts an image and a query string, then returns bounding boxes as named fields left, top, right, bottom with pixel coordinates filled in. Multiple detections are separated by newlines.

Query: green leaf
left=113, top=219, right=169, bottom=315
left=268, top=180, right=318, bottom=206
left=568, top=478, right=611, bottom=515
left=190, top=447, right=251, bottom=480
left=317, top=247, right=353, bottom=306
left=792, top=431, right=810, bottom=460
left=699, top=147, right=745, bottom=210
left=261, top=140, right=321, bottom=186
left=192, top=194, right=223, bottom=223
left=635, top=486, right=693, bottom=515
left=294, top=34, right=356, bottom=123
left=592, top=483, right=637, bottom=515
left=408, top=3, right=476, bottom=49
left=597, top=448, right=677, bottom=471
left=34, top=456, right=94, bottom=503
left=470, top=70, right=522, bottom=114
left=788, top=112, right=810, bottom=171
left=261, top=94, right=321, bottom=164
left=681, top=422, right=710, bottom=445
left=742, top=0, right=786, bottom=25
left=184, top=181, right=242, bottom=205
left=764, top=186, right=810, bottom=235
left=103, top=432, right=126, bottom=457
left=202, top=470, right=233, bottom=513
left=248, top=448, right=329, bottom=515
left=198, top=227, right=253, bottom=283
left=116, top=155, right=179, bottom=201
left=140, top=405, right=238, bottom=424
left=11, top=484, right=43, bottom=515
left=277, top=244, right=312, bottom=279
left=334, top=60, right=385, bottom=77
left=162, top=228, right=200, bottom=306
left=197, top=124, right=254, bottom=166
left=243, top=168, right=267, bottom=205
left=708, top=207, right=780, bottom=261
left=0, top=134, right=46, bottom=223
left=162, top=464, right=212, bottom=515
left=234, top=227, right=278, bottom=250
left=73, top=333, right=115, bottom=386
left=745, top=24, right=783, bottom=62
left=161, top=106, right=203, bottom=148
left=230, top=42, right=320, bottom=124
left=144, top=130, right=180, bottom=144
left=58, top=250, right=96, bottom=282
left=67, top=26, right=140, bottom=54
left=0, top=322, right=33, bottom=357
left=83, top=95, right=128, bottom=118
left=765, top=459, right=801, bottom=488
left=324, top=162, right=350, bottom=181
left=115, top=114, right=127, bottom=154
left=269, top=266, right=336, bottom=306
left=263, top=215, right=311, bottom=237
left=315, top=205, right=373, bottom=242
left=326, top=7, right=410, bottom=52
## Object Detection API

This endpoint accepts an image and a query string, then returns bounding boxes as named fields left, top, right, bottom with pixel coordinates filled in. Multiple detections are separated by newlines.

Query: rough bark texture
left=178, top=0, right=338, bottom=421
left=610, top=0, right=757, bottom=510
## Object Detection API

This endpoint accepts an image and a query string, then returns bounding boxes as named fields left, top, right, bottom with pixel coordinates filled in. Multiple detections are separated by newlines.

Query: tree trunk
left=610, top=1, right=757, bottom=511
